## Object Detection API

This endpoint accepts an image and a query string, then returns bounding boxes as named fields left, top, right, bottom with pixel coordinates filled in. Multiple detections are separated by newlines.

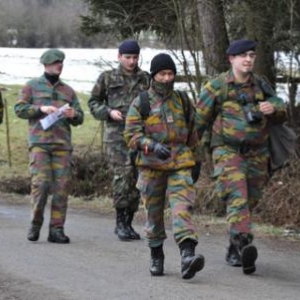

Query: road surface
left=0, top=201, right=299, bottom=300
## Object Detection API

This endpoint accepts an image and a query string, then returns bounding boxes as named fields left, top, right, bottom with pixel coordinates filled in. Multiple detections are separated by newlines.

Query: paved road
left=0, top=201, right=299, bottom=300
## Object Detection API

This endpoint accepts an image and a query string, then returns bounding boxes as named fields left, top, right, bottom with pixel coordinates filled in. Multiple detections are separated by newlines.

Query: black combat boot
left=115, top=208, right=131, bottom=241
left=149, top=244, right=164, bottom=276
left=226, top=243, right=242, bottom=267
left=240, top=234, right=258, bottom=275
left=27, top=224, right=41, bottom=242
left=126, top=209, right=140, bottom=240
left=179, top=239, right=205, bottom=280
left=48, top=228, right=70, bottom=244
left=226, top=233, right=258, bottom=275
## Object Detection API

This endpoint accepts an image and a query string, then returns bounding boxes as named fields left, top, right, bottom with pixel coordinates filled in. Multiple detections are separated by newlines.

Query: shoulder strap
left=139, top=91, right=151, bottom=120
left=175, top=90, right=191, bottom=124
left=253, top=74, right=276, bottom=97
left=219, top=72, right=228, bottom=104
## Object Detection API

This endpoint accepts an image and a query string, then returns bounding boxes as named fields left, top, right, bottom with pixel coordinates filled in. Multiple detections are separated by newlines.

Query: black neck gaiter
left=151, top=80, right=174, bottom=100
left=44, top=72, right=59, bottom=86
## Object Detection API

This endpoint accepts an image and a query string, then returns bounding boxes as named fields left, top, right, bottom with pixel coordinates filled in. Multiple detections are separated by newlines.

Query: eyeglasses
left=238, top=52, right=256, bottom=59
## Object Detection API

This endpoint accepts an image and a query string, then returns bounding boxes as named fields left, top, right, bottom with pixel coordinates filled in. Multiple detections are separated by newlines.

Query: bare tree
left=197, top=0, right=229, bottom=76
left=244, top=0, right=277, bottom=86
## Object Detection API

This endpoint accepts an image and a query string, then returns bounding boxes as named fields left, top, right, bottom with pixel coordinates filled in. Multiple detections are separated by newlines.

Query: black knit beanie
left=150, top=53, right=177, bottom=78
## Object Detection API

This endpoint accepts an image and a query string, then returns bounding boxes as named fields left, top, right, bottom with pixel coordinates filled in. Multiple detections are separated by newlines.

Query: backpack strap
left=253, top=74, right=276, bottom=97
left=175, top=90, right=192, bottom=125
left=139, top=91, right=151, bottom=120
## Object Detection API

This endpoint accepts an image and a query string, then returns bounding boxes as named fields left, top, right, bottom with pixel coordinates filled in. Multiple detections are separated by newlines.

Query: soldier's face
left=118, top=54, right=139, bottom=73
left=44, top=61, right=63, bottom=75
left=154, top=70, right=175, bottom=83
left=229, top=51, right=256, bottom=74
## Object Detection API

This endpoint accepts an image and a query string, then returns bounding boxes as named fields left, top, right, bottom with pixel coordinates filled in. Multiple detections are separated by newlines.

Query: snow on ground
left=0, top=47, right=299, bottom=102
left=0, top=47, right=198, bottom=94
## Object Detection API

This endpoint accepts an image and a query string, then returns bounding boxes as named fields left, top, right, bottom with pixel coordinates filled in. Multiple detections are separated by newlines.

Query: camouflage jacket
left=124, top=86, right=201, bottom=171
left=14, top=75, right=84, bottom=150
left=0, top=91, right=3, bottom=124
left=88, top=64, right=150, bottom=142
left=196, top=70, right=287, bottom=149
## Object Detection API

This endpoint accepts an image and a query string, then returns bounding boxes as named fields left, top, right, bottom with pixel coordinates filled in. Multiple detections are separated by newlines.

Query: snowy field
left=0, top=47, right=196, bottom=94
left=0, top=47, right=298, bottom=102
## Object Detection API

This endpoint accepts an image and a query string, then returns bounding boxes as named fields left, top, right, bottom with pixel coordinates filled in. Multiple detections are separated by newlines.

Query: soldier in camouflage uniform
left=88, top=40, right=150, bottom=241
left=124, top=53, right=204, bottom=279
left=196, top=40, right=287, bottom=274
left=15, top=49, right=84, bottom=244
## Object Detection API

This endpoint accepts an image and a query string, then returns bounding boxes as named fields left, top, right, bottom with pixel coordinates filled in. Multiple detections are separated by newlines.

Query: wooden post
left=3, top=97, right=12, bottom=167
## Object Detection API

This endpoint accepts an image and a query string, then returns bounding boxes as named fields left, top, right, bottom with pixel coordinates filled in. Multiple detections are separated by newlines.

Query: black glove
left=191, top=162, right=201, bottom=183
left=129, top=150, right=138, bottom=166
left=150, top=142, right=171, bottom=160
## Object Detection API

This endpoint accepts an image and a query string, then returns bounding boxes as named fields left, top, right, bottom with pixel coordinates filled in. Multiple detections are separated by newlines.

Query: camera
left=246, top=111, right=263, bottom=124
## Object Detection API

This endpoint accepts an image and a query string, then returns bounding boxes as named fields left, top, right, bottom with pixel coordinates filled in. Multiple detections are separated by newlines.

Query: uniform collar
left=225, top=69, right=255, bottom=85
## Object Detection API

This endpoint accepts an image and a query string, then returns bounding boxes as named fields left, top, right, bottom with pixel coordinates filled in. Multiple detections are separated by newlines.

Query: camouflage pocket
left=211, top=148, right=227, bottom=179
left=29, top=152, right=38, bottom=176
left=136, top=173, right=147, bottom=194
left=107, top=83, right=125, bottom=108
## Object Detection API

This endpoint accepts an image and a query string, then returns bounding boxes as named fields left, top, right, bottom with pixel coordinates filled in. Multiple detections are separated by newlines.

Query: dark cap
left=150, top=53, right=177, bottom=78
left=40, top=49, right=65, bottom=65
left=226, top=39, right=257, bottom=55
left=118, top=40, right=140, bottom=55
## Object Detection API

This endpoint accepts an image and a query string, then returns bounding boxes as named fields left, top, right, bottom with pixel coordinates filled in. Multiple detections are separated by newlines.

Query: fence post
left=4, top=97, right=12, bottom=167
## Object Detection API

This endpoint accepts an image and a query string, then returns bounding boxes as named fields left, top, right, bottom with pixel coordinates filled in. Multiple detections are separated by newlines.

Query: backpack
left=203, top=72, right=296, bottom=173
left=268, top=123, right=296, bottom=172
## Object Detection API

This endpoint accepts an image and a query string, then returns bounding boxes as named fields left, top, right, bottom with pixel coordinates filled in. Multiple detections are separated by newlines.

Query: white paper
left=40, top=104, right=69, bottom=130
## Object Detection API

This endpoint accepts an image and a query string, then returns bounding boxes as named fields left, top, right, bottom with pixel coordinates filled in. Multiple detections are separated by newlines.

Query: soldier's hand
left=63, top=107, right=76, bottom=119
left=40, top=105, right=58, bottom=114
left=259, top=101, right=275, bottom=115
left=150, top=142, right=171, bottom=160
left=109, top=109, right=123, bottom=121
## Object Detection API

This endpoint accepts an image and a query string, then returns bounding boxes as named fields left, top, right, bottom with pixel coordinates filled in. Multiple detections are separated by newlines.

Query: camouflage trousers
left=212, top=146, right=269, bottom=240
left=136, top=167, right=198, bottom=248
left=29, top=146, right=72, bottom=229
left=106, top=140, right=140, bottom=212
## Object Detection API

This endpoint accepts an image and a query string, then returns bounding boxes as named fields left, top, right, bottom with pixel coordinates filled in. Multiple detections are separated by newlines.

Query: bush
left=195, top=155, right=300, bottom=228
left=71, top=150, right=112, bottom=197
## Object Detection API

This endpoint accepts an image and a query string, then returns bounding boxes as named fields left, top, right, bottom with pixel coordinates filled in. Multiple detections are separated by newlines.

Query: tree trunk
left=245, top=1, right=276, bottom=87
left=197, top=0, right=229, bottom=76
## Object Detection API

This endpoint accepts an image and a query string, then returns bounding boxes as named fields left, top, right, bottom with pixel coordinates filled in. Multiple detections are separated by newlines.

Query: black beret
left=40, top=49, right=65, bottom=65
left=226, top=39, right=257, bottom=55
left=150, top=53, right=177, bottom=78
left=118, top=40, right=140, bottom=55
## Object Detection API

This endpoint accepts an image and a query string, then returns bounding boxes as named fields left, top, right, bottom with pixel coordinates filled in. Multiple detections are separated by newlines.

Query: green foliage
left=81, top=0, right=178, bottom=39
